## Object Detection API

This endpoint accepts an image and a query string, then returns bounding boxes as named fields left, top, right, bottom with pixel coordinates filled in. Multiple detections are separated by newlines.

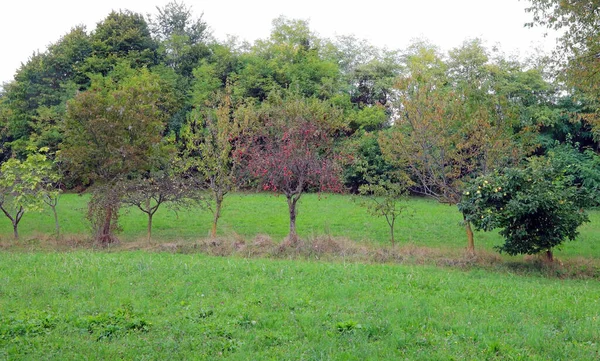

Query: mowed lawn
left=1, top=193, right=599, bottom=258
left=1, top=252, right=599, bottom=360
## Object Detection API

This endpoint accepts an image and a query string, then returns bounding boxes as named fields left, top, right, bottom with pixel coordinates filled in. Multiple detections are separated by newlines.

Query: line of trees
left=1, top=1, right=599, bottom=261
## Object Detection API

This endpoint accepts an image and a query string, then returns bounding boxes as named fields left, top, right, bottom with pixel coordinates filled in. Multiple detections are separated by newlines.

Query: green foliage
left=181, top=89, right=240, bottom=237
left=85, top=10, right=158, bottom=75
left=60, top=68, right=174, bottom=243
left=0, top=152, right=59, bottom=239
left=82, top=304, right=150, bottom=341
left=459, top=156, right=590, bottom=257
left=357, top=177, right=409, bottom=246
left=545, top=142, right=600, bottom=207
left=61, top=68, right=172, bottom=185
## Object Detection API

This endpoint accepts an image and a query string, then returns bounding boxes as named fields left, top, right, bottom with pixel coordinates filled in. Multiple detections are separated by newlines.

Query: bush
left=458, top=156, right=589, bottom=259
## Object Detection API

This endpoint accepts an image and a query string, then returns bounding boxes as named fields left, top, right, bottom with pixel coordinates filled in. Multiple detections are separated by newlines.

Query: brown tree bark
left=287, top=195, right=298, bottom=244
left=211, top=196, right=223, bottom=238
left=97, top=206, right=116, bottom=245
left=465, top=216, right=475, bottom=253
left=147, top=213, right=153, bottom=241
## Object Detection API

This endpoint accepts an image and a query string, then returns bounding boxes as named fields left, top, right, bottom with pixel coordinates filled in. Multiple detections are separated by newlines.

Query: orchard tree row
left=1, top=1, right=599, bottom=261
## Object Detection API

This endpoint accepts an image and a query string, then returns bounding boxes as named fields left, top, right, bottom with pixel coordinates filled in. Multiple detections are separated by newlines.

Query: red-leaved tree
left=236, top=95, right=344, bottom=242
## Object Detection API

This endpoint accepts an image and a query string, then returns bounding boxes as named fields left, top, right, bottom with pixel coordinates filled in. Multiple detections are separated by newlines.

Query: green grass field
left=1, top=252, right=599, bottom=360
left=1, top=192, right=599, bottom=258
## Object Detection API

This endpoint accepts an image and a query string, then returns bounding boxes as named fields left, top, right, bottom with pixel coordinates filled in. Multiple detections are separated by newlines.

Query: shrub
left=458, top=156, right=589, bottom=261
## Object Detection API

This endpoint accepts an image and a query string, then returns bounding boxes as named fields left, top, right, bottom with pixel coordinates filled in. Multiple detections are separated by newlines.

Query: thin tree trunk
left=13, top=222, right=18, bottom=240
left=52, top=205, right=60, bottom=238
left=386, top=214, right=396, bottom=247
left=545, top=249, right=554, bottom=263
left=211, top=197, right=222, bottom=238
left=287, top=196, right=298, bottom=244
left=147, top=213, right=153, bottom=241
left=464, top=216, right=475, bottom=253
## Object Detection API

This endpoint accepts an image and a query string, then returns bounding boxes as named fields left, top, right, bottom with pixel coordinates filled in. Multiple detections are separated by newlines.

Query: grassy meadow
left=0, top=192, right=599, bottom=258
left=1, top=252, right=600, bottom=360
left=1, top=193, right=600, bottom=359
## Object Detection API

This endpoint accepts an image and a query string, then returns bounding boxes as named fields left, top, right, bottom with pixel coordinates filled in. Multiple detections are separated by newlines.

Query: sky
left=0, top=0, right=558, bottom=86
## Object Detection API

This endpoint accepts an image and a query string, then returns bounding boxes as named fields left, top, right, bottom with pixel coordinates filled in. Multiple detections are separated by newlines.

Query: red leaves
left=236, top=112, right=342, bottom=196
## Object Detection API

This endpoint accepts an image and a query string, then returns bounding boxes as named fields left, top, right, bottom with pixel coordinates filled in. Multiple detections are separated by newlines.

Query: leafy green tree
left=340, top=130, right=397, bottom=193
left=357, top=175, right=410, bottom=246
left=380, top=41, right=521, bottom=252
left=525, top=0, right=600, bottom=96
left=149, top=1, right=211, bottom=78
left=459, top=156, right=589, bottom=262
left=235, top=17, right=341, bottom=101
left=0, top=152, right=59, bottom=239
left=84, top=10, right=158, bottom=76
left=60, top=68, right=174, bottom=244
left=181, top=89, right=240, bottom=238
left=1, top=26, right=92, bottom=157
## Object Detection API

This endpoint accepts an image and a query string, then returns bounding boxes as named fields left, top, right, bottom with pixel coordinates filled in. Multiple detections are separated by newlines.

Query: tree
left=149, top=1, right=211, bottom=77
left=235, top=94, right=344, bottom=242
left=235, top=17, right=341, bottom=101
left=380, top=41, right=521, bottom=252
left=60, top=68, right=173, bottom=244
left=84, top=10, right=158, bottom=76
left=525, top=1, right=600, bottom=95
left=0, top=26, right=92, bottom=158
left=0, top=153, right=59, bottom=239
left=121, top=172, right=194, bottom=240
left=458, top=156, right=589, bottom=262
left=181, top=89, right=239, bottom=238
left=357, top=176, right=410, bottom=246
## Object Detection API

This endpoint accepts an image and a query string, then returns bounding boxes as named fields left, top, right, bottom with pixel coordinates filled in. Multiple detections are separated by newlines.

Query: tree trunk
left=387, top=215, right=396, bottom=247
left=13, top=222, right=18, bottom=240
left=52, top=205, right=60, bottom=238
left=211, top=197, right=222, bottom=238
left=147, top=213, right=153, bottom=241
left=98, top=206, right=114, bottom=245
left=464, top=217, right=475, bottom=253
left=287, top=196, right=298, bottom=244
left=545, top=249, right=554, bottom=263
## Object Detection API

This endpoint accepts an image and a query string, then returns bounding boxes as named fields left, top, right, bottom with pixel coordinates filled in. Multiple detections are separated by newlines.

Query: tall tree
left=380, top=41, right=521, bottom=252
left=525, top=0, right=600, bottom=137
left=235, top=17, right=341, bottom=101
left=181, top=88, right=240, bottom=238
left=149, top=1, right=211, bottom=77
left=60, top=68, right=174, bottom=244
left=1, top=26, right=92, bottom=157
left=84, top=10, right=158, bottom=76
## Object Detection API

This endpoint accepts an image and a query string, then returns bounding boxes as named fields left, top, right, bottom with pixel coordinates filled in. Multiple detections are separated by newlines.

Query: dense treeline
left=0, top=1, right=599, bottom=259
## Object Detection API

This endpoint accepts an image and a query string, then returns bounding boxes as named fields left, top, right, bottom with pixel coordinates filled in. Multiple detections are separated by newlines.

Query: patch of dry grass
left=2, top=232, right=599, bottom=280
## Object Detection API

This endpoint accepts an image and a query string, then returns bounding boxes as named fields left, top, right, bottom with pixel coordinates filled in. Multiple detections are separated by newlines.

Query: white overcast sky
left=1, top=0, right=557, bottom=86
